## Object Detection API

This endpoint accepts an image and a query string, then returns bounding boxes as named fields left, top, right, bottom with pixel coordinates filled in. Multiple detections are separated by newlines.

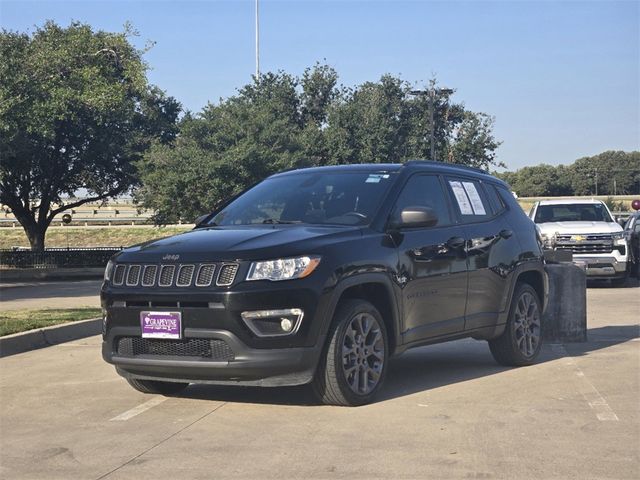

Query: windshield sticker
left=462, top=182, right=486, bottom=215
left=366, top=174, right=384, bottom=183
left=449, top=181, right=474, bottom=215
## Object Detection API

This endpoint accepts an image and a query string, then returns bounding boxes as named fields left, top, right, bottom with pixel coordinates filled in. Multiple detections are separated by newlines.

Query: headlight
left=612, top=232, right=626, bottom=245
left=104, top=259, right=115, bottom=281
left=247, top=256, right=321, bottom=282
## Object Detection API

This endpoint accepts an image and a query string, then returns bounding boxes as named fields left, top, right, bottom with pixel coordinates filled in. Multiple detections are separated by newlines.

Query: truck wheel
left=489, top=283, right=542, bottom=367
left=312, top=299, right=388, bottom=406
left=126, top=378, right=189, bottom=395
left=610, top=276, right=627, bottom=287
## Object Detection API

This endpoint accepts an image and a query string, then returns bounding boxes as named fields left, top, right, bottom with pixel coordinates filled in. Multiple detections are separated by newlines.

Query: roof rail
left=404, top=160, right=488, bottom=175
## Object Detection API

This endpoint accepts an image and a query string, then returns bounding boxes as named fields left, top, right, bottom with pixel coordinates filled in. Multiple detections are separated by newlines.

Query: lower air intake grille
left=116, top=337, right=235, bottom=361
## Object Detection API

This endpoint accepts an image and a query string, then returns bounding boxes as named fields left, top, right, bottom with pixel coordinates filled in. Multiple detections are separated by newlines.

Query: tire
left=312, top=299, right=389, bottom=406
left=126, top=378, right=189, bottom=395
left=610, top=276, right=627, bottom=287
left=488, top=283, right=542, bottom=367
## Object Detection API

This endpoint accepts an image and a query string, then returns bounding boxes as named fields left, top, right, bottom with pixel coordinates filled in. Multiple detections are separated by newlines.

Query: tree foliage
left=496, top=151, right=640, bottom=197
left=0, top=22, right=179, bottom=249
left=137, top=66, right=502, bottom=223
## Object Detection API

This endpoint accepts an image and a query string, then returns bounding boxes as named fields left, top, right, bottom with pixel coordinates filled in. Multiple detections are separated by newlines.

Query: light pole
left=255, top=0, right=260, bottom=78
left=410, top=87, right=454, bottom=161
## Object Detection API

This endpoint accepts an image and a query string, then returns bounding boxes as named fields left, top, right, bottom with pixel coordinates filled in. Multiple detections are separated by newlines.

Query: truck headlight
left=612, top=232, right=626, bottom=245
left=104, top=259, right=115, bottom=282
left=247, top=256, right=321, bottom=281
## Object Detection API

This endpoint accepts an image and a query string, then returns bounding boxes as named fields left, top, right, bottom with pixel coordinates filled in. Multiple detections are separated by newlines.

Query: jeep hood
left=114, top=225, right=362, bottom=263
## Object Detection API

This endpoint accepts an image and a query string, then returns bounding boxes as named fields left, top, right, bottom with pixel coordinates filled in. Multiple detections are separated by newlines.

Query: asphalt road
left=0, top=284, right=638, bottom=479
left=0, top=280, right=102, bottom=311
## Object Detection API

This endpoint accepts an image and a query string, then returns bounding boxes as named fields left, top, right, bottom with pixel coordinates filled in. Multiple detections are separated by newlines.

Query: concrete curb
left=0, top=317, right=101, bottom=358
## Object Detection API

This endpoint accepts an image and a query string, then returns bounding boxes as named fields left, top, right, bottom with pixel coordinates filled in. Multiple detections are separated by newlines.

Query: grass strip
left=0, top=225, right=191, bottom=249
left=0, top=308, right=102, bottom=337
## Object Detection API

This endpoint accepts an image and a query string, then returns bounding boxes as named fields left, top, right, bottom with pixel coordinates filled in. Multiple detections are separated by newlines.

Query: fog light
left=280, top=318, right=293, bottom=332
left=241, top=308, right=304, bottom=337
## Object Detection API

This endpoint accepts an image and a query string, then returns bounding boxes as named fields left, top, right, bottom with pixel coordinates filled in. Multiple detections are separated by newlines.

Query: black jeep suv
left=102, top=161, right=548, bottom=406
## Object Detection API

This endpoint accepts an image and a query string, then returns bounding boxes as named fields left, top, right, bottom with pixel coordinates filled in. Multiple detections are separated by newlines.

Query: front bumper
left=101, top=276, right=333, bottom=386
left=572, top=255, right=627, bottom=279
left=103, top=326, right=322, bottom=387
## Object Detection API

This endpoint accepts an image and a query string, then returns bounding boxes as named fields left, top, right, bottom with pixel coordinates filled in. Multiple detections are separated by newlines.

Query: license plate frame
left=140, top=311, right=182, bottom=339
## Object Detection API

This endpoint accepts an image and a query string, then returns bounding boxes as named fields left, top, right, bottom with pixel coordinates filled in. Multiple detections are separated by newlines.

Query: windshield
left=208, top=171, right=396, bottom=226
left=534, top=203, right=613, bottom=223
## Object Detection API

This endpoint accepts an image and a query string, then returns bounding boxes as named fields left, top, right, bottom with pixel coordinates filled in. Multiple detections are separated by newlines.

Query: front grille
left=111, top=262, right=238, bottom=288
left=217, top=264, right=239, bottom=286
left=555, top=233, right=614, bottom=255
left=159, top=265, right=175, bottom=287
left=113, top=265, right=126, bottom=285
left=176, top=265, right=195, bottom=287
left=556, top=233, right=613, bottom=242
left=116, top=337, right=235, bottom=361
left=195, top=264, right=215, bottom=286
left=142, top=265, right=157, bottom=286
left=126, top=265, right=141, bottom=286
left=556, top=244, right=613, bottom=254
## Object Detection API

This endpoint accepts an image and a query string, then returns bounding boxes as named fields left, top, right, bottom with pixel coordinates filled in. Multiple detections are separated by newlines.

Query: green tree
left=569, top=151, right=640, bottom=196
left=0, top=22, right=179, bottom=250
left=137, top=67, right=502, bottom=222
left=136, top=71, right=313, bottom=224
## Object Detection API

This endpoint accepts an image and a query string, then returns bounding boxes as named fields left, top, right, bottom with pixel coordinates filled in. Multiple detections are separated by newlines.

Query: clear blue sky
left=1, top=0, right=638, bottom=170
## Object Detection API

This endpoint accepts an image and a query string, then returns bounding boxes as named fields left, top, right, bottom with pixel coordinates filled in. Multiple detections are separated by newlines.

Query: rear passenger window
left=483, top=183, right=506, bottom=215
left=394, top=175, right=452, bottom=227
left=447, top=178, right=491, bottom=223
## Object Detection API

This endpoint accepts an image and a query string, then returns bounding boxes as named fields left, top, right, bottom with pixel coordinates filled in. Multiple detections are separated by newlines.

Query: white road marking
left=110, top=397, right=167, bottom=421
left=552, top=344, right=619, bottom=422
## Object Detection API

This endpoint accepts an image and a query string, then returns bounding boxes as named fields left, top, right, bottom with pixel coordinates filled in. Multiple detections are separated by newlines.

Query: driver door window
left=394, top=175, right=452, bottom=227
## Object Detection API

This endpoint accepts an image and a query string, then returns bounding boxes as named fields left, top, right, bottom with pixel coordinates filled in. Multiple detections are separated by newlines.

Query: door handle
left=446, top=236, right=466, bottom=249
left=499, top=229, right=513, bottom=239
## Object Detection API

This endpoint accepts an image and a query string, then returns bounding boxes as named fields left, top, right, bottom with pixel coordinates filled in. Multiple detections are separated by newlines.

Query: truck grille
left=116, top=337, right=235, bottom=361
left=111, top=262, right=239, bottom=288
left=555, top=234, right=614, bottom=255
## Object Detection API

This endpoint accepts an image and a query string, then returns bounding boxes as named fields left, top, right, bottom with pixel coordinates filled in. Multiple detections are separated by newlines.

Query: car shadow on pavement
left=588, top=276, right=639, bottom=289
left=174, top=323, right=639, bottom=406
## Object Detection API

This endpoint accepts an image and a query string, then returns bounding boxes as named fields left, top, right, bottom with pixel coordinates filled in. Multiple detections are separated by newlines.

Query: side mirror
left=617, top=217, right=627, bottom=227
left=391, top=206, right=439, bottom=229
left=193, top=214, right=210, bottom=227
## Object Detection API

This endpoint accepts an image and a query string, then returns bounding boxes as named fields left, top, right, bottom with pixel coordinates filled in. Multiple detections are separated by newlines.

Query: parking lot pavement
left=0, top=285, right=638, bottom=480
left=0, top=280, right=101, bottom=311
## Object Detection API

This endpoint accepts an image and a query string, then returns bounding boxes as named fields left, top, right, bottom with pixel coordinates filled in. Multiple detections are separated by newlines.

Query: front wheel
left=488, top=283, right=542, bottom=366
left=312, top=299, right=388, bottom=406
left=126, top=378, right=189, bottom=395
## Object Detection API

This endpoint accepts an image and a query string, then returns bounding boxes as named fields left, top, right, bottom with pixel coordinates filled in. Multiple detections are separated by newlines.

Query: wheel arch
left=325, top=274, right=401, bottom=356
left=491, top=262, right=548, bottom=339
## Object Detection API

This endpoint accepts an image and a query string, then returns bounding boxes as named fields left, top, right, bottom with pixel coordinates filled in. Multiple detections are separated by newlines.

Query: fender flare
left=492, top=260, right=548, bottom=338
left=320, top=272, right=402, bottom=353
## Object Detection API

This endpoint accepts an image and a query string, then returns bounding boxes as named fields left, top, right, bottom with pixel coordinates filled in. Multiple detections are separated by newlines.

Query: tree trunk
left=18, top=220, right=47, bottom=251
left=26, top=226, right=47, bottom=251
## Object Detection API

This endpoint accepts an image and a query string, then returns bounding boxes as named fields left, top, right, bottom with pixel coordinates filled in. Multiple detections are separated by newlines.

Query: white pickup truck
left=529, top=199, right=628, bottom=284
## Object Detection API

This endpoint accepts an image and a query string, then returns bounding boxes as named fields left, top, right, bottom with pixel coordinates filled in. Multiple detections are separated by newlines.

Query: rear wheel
left=489, top=283, right=542, bottom=366
left=312, top=299, right=388, bottom=406
left=126, top=378, right=189, bottom=395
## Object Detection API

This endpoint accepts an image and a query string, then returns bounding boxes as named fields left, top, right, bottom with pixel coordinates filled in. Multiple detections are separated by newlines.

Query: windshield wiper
left=262, top=218, right=303, bottom=224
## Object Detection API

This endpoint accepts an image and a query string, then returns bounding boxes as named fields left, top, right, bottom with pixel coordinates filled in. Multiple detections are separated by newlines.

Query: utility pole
left=255, top=0, right=260, bottom=78
left=409, top=87, right=454, bottom=162
left=595, top=168, right=598, bottom=196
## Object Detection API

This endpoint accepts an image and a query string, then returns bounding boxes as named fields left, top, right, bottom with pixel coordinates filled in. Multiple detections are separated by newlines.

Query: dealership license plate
left=140, top=311, right=182, bottom=339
